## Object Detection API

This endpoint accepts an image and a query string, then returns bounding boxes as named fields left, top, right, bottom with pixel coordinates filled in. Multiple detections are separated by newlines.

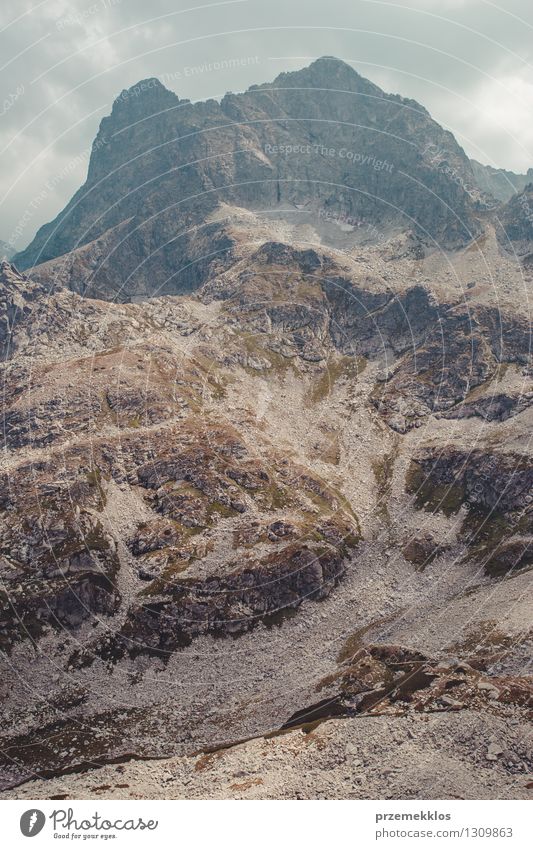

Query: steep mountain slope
left=1, top=59, right=532, bottom=800
left=496, top=183, right=533, bottom=259
left=14, top=57, right=485, bottom=300
left=1, top=208, right=532, bottom=794
left=470, top=160, right=533, bottom=203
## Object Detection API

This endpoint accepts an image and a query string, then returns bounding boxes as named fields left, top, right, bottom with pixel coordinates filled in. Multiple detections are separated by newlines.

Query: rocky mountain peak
left=86, top=76, right=181, bottom=180
left=109, top=77, right=179, bottom=119
left=0, top=259, right=24, bottom=286
left=272, top=55, right=384, bottom=96
left=11, top=57, right=519, bottom=292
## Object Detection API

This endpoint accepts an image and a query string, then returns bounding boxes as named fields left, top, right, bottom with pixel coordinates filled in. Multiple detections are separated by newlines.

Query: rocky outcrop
left=0, top=261, right=49, bottom=360
left=77, top=540, right=353, bottom=665
left=0, top=378, right=360, bottom=654
left=373, top=305, right=532, bottom=432
left=407, top=446, right=533, bottom=515
left=316, top=642, right=533, bottom=719
left=203, top=240, right=442, bottom=363
left=401, top=533, right=449, bottom=567
left=0, top=465, right=119, bottom=651
left=496, top=183, right=533, bottom=255
left=406, top=445, right=533, bottom=574
left=326, top=281, right=440, bottom=359
left=438, top=389, right=533, bottom=422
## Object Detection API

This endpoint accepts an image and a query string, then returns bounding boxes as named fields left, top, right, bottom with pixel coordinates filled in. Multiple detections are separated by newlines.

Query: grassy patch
left=85, top=466, right=107, bottom=509
left=267, top=484, right=291, bottom=510
left=461, top=507, right=532, bottom=574
left=206, top=501, right=239, bottom=520
left=308, top=355, right=367, bottom=403
left=237, top=332, right=298, bottom=376
left=191, top=352, right=232, bottom=401
left=371, top=447, right=396, bottom=524
left=446, top=620, right=528, bottom=665
left=406, top=462, right=465, bottom=516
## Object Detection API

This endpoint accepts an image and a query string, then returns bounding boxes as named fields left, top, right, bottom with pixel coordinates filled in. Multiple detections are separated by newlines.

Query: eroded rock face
left=93, top=542, right=350, bottom=663
left=202, top=241, right=443, bottom=364
left=497, top=184, right=533, bottom=255
left=0, top=466, right=119, bottom=651
left=0, top=261, right=49, bottom=360
left=0, top=232, right=531, bottom=789
left=1, top=234, right=531, bottom=666
left=372, top=306, right=532, bottom=432
left=1, top=379, right=360, bottom=658
left=406, top=445, right=533, bottom=575
left=14, top=58, right=485, bottom=299
left=408, top=446, right=533, bottom=514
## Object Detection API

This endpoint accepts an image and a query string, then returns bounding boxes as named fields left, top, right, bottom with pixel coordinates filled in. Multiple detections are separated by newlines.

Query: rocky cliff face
left=496, top=183, right=533, bottom=257
left=14, top=57, right=485, bottom=300
left=0, top=260, right=50, bottom=359
left=470, top=160, right=533, bottom=203
left=373, top=304, right=532, bottom=432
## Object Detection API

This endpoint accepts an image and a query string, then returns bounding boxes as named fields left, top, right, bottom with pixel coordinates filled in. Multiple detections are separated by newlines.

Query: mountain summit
left=14, top=57, right=486, bottom=298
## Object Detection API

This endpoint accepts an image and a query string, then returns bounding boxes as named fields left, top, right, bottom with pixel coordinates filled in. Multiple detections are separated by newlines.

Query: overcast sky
left=1, top=0, right=533, bottom=249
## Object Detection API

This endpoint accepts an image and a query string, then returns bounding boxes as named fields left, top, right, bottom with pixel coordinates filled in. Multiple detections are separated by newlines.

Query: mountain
left=14, top=57, right=486, bottom=300
left=1, top=59, right=532, bottom=800
left=495, top=182, right=533, bottom=258
left=470, top=159, right=533, bottom=203
left=1, top=221, right=532, bottom=795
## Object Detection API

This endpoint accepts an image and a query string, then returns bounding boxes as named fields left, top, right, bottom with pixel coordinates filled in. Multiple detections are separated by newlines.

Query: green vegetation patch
left=85, top=466, right=107, bottom=509
left=406, top=461, right=465, bottom=517
left=308, top=355, right=367, bottom=403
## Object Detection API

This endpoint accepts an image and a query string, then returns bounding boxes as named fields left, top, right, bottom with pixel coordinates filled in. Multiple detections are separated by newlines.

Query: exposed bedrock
left=406, top=446, right=533, bottom=575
